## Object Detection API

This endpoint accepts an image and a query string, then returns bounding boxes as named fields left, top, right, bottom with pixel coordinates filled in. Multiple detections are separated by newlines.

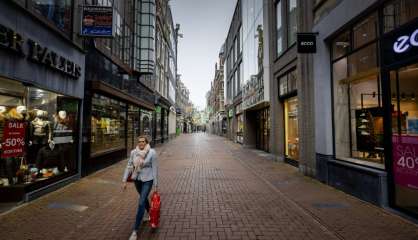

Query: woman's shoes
left=128, top=231, right=137, bottom=240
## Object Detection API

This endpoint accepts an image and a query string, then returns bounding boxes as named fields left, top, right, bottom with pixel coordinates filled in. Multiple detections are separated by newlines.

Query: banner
left=392, top=135, right=418, bottom=190
left=81, top=6, right=114, bottom=37
left=1, top=121, right=26, bottom=158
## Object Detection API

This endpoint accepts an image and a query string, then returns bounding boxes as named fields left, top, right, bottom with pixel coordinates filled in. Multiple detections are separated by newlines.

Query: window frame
left=330, top=9, right=387, bottom=169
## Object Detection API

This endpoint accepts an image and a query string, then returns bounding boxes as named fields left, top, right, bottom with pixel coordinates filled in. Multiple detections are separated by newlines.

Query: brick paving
left=0, top=133, right=417, bottom=240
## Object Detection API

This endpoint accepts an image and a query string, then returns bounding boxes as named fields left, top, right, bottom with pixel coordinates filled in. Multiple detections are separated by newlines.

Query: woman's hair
left=138, top=135, right=149, bottom=144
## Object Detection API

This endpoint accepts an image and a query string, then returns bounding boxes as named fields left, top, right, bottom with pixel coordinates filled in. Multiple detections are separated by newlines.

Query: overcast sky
left=170, top=0, right=237, bottom=110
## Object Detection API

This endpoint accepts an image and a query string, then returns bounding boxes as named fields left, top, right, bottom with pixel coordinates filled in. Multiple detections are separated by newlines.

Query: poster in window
left=1, top=121, right=26, bottom=158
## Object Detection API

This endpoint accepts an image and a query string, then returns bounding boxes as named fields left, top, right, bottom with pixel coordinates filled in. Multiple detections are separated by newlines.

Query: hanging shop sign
left=382, top=18, right=418, bottom=67
left=1, top=121, right=26, bottom=158
left=155, top=106, right=162, bottom=114
left=0, top=24, right=82, bottom=79
left=297, top=33, right=317, bottom=53
left=81, top=6, right=114, bottom=37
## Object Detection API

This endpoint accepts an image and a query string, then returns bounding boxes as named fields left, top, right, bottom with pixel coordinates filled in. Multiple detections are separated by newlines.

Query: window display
left=0, top=78, right=79, bottom=187
left=331, top=14, right=384, bottom=168
left=285, top=97, right=299, bottom=161
left=91, top=94, right=126, bottom=156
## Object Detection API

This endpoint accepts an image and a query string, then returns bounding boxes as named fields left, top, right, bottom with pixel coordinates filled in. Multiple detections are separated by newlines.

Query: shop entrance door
left=390, top=63, right=418, bottom=216
left=284, top=96, right=299, bottom=161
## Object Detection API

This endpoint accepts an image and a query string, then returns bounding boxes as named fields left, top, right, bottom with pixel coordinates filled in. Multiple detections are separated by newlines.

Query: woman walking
left=122, top=136, right=158, bottom=240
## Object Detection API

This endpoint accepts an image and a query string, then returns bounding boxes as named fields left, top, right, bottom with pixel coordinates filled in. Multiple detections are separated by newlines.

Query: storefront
left=83, top=47, right=155, bottom=174
left=255, top=108, right=270, bottom=152
left=0, top=3, right=85, bottom=202
left=326, top=0, right=418, bottom=217
left=279, top=69, right=299, bottom=163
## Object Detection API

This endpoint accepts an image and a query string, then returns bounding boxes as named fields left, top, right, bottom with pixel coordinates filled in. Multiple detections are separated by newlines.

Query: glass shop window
left=332, top=29, right=383, bottom=168
left=0, top=78, right=79, bottom=187
left=91, top=94, right=126, bottom=156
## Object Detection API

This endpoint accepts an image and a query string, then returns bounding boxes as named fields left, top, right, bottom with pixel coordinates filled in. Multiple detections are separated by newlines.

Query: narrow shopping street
left=0, top=134, right=417, bottom=240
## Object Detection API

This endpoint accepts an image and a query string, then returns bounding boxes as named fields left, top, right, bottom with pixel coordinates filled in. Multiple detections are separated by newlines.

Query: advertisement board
left=1, top=121, right=26, bottom=158
left=81, top=6, right=114, bottom=37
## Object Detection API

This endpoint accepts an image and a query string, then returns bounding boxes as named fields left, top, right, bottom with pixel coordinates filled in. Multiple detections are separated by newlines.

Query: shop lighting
left=336, top=41, right=350, bottom=48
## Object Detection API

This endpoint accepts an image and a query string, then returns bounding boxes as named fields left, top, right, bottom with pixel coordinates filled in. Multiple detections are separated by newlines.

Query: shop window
left=332, top=42, right=383, bottom=168
left=285, top=97, right=299, bottom=161
left=332, top=31, right=351, bottom=60
left=384, top=0, right=418, bottom=33
left=353, top=13, right=378, bottom=49
left=0, top=78, right=79, bottom=187
left=91, top=94, right=126, bottom=156
left=390, top=64, right=418, bottom=215
left=31, top=0, right=73, bottom=35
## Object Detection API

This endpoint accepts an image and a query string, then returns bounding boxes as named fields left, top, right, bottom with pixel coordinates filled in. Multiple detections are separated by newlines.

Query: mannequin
left=30, top=110, right=52, bottom=145
left=36, top=140, right=64, bottom=172
left=28, top=110, right=52, bottom=165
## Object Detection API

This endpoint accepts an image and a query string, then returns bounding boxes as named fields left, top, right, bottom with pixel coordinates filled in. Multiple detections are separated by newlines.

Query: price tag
left=1, top=121, right=26, bottom=158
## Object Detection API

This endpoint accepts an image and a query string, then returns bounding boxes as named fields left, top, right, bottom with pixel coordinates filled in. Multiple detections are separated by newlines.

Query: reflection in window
left=32, top=0, right=72, bottom=34
left=332, top=31, right=351, bottom=60
left=353, top=13, right=378, bottom=48
left=288, top=0, right=298, bottom=46
left=276, top=0, right=283, bottom=55
left=384, top=0, right=418, bottom=33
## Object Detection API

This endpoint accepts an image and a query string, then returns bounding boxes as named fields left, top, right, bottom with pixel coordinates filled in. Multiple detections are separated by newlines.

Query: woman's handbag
left=149, top=191, right=161, bottom=228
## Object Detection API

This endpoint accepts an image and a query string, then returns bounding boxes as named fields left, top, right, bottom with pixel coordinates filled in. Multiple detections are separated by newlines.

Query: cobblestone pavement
left=0, top=133, right=417, bottom=240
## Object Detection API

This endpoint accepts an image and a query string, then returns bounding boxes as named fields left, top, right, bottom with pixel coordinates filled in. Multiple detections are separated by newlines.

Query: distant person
left=122, top=136, right=158, bottom=240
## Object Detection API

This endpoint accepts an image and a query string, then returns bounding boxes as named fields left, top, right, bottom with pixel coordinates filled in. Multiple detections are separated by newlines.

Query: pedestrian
left=122, top=135, right=158, bottom=240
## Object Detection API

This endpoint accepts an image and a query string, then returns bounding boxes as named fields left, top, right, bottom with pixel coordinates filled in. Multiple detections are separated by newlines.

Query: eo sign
left=393, top=29, right=418, bottom=53
left=383, top=18, right=418, bottom=67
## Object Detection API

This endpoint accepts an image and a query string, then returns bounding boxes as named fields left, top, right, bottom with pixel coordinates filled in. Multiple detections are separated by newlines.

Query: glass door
left=390, top=63, right=418, bottom=215
left=285, top=97, right=299, bottom=161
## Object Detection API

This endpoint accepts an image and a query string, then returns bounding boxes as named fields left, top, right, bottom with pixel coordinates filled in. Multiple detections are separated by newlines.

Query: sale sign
left=392, top=135, right=418, bottom=190
left=1, top=121, right=26, bottom=158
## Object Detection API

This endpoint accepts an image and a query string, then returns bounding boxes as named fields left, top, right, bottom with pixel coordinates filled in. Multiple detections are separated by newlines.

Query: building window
left=134, top=0, right=156, bottom=74
left=287, top=0, right=297, bottom=46
left=91, top=94, right=126, bottom=156
left=0, top=78, right=79, bottom=187
left=279, top=69, right=297, bottom=97
left=331, top=17, right=383, bottom=168
left=276, top=0, right=283, bottom=55
left=383, top=0, right=418, bottom=33
left=31, top=0, right=73, bottom=35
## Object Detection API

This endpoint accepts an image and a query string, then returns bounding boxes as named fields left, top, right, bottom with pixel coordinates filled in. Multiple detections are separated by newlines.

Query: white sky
left=170, top=0, right=237, bottom=110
